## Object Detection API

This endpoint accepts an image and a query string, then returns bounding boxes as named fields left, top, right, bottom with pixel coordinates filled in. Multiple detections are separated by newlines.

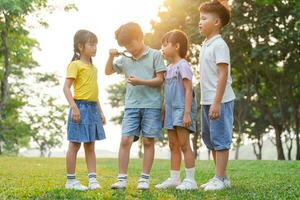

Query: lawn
left=0, top=157, right=299, bottom=199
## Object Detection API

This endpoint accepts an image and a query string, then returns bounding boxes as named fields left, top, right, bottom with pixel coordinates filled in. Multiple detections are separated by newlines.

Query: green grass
left=0, top=157, right=299, bottom=200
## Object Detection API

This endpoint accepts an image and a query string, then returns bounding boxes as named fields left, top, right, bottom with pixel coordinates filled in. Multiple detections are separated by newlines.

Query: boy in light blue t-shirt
left=105, top=22, right=166, bottom=190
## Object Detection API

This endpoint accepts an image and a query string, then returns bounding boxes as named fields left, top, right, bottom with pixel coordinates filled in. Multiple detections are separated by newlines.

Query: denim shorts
left=122, top=108, right=162, bottom=139
left=201, top=101, right=234, bottom=150
left=67, top=100, right=106, bottom=143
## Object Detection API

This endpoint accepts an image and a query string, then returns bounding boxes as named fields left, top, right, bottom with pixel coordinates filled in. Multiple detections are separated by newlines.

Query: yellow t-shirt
left=66, top=60, right=98, bottom=101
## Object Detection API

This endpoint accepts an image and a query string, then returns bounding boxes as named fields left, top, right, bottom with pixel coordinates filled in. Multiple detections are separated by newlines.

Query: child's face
left=79, top=41, right=97, bottom=57
left=124, top=38, right=144, bottom=57
left=161, top=41, right=178, bottom=60
left=199, top=12, right=220, bottom=37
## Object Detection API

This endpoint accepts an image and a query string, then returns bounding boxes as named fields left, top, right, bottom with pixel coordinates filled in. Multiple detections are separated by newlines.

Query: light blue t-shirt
left=113, top=47, right=166, bottom=108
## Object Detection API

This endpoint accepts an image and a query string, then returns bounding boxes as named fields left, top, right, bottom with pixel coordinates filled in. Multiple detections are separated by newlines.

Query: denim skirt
left=67, top=100, right=106, bottom=143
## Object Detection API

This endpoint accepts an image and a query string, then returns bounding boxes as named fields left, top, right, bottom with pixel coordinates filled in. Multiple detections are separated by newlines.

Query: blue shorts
left=201, top=101, right=234, bottom=150
left=67, top=100, right=106, bottom=143
left=122, top=108, right=162, bottom=139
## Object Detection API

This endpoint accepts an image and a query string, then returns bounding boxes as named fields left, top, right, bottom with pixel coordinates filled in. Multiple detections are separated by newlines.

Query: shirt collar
left=202, top=34, right=222, bottom=47
left=132, top=46, right=150, bottom=60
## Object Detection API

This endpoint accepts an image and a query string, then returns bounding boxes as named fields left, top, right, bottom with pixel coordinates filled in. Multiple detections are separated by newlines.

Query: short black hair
left=199, top=0, right=231, bottom=27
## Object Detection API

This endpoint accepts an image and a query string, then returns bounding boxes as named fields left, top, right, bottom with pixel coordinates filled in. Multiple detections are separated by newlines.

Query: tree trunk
left=294, top=105, right=300, bottom=160
left=207, top=150, right=211, bottom=160
left=274, top=126, right=285, bottom=160
left=235, top=141, right=241, bottom=160
left=235, top=122, right=242, bottom=160
left=0, top=28, right=10, bottom=119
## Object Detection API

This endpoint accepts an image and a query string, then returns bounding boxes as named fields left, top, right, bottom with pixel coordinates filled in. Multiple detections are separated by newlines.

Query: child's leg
left=84, top=142, right=101, bottom=189
left=168, top=130, right=181, bottom=171
left=66, top=142, right=81, bottom=174
left=84, top=142, right=96, bottom=173
left=215, top=150, right=229, bottom=177
left=118, top=136, right=134, bottom=174
left=142, top=137, right=155, bottom=174
left=176, top=127, right=195, bottom=169
left=175, top=127, right=197, bottom=190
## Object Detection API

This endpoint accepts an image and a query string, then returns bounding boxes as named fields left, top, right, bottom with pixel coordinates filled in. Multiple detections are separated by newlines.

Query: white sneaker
left=88, top=180, right=101, bottom=190
left=65, top=180, right=88, bottom=191
left=223, top=177, right=231, bottom=188
left=111, top=180, right=127, bottom=189
left=204, top=177, right=226, bottom=191
left=200, top=177, right=214, bottom=189
left=155, top=178, right=180, bottom=189
left=176, top=178, right=198, bottom=190
left=137, top=178, right=150, bottom=190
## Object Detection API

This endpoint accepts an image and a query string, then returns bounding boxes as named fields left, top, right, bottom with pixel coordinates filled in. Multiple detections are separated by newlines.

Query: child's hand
left=71, top=106, right=81, bottom=123
left=109, top=49, right=119, bottom=57
left=127, top=76, right=142, bottom=86
left=101, top=114, right=106, bottom=125
left=183, top=113, right=192, bottom=128
left=209, top=102, right=221, bottom=120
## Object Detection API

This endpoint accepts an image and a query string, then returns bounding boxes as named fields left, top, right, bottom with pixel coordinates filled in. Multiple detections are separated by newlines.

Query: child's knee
left=120, top=136, right=133, bottom=148
left=169, top=140, right=180, bottom=152
left=143, top=138, right=154, bottom=148
left=69, top=142, right=81, bottom=152
left=84, top=142, right=95, bottom=151
left=179, top=141, right=190, bottom=152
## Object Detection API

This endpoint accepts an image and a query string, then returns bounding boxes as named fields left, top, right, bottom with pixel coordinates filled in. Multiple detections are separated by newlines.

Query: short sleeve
left=179, top=61, right=193, bottom=81
left=113, top=57, right=124, bottom=74
left=66, top=62, right=78, bottom=78
left=214, top=43, right=230, bottom=65
left=153, top=51, right=166, bottom=73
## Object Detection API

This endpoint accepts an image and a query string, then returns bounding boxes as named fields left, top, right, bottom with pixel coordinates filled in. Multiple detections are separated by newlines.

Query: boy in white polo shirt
left=198, top=0, right=235, bottom=191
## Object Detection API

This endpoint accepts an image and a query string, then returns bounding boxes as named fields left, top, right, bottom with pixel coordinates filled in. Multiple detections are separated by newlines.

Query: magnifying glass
left=118, top=50, right=133, bottom=58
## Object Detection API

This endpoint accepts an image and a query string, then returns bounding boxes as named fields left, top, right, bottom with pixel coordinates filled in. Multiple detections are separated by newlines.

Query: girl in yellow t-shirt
left=63, top=30, right=106, bottom=191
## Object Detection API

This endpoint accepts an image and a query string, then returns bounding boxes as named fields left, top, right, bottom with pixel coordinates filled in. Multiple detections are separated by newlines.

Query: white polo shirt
left=199, top=34, right=235, bottom=105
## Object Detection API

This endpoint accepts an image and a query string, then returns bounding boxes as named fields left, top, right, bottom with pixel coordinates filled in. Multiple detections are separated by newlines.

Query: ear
left=214, top=17, right=222, bottom=27
left=78, top=43, right=84, bottom=52
left=175, top=43, right=180, bottom=50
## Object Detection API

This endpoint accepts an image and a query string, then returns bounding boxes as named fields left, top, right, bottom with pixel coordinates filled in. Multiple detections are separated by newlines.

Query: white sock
left=66, top=173, right=77, bottom=184
left=117, top=173, right=127, bottom=182
left=170, top=170, right=180, bottom=181
left=88, top=172, right=97, bottom=183
left=140, top=173, right=150, bottom=182
left=185, top=167, right=195, bottom=180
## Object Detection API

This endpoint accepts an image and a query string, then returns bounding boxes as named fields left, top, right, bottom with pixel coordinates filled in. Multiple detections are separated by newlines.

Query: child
left=105, top=22, right=166, bottom=190
left=155, top=30, right=198, bottom=190
left=198, top=0, right=235, bottom=191
left=63, top=30, right=106, bottom=190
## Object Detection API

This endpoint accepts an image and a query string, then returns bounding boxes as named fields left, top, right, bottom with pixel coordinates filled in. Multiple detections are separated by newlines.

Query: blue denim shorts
left=201, top=101, right=234, bottom=150
left=122, top=108, right=162, bottom=139
left=67, top=100, right=106, bottom=143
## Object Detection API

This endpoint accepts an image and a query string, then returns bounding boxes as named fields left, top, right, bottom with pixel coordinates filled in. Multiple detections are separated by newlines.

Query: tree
left=0, top=0, right=76, bottom=155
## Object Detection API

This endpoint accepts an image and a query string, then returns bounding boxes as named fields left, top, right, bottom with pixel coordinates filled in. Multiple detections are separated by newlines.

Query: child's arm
left=97, top=100, right=106, bottom=125
left=105, top=49, right=119, bottom=75
left=63, top=78, right=80, bottom=123
left=209, top=63, right=228, bottom=120
left=182, top=79, right=193, bottom=128
left=127, top=72, right=164, bottom=87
